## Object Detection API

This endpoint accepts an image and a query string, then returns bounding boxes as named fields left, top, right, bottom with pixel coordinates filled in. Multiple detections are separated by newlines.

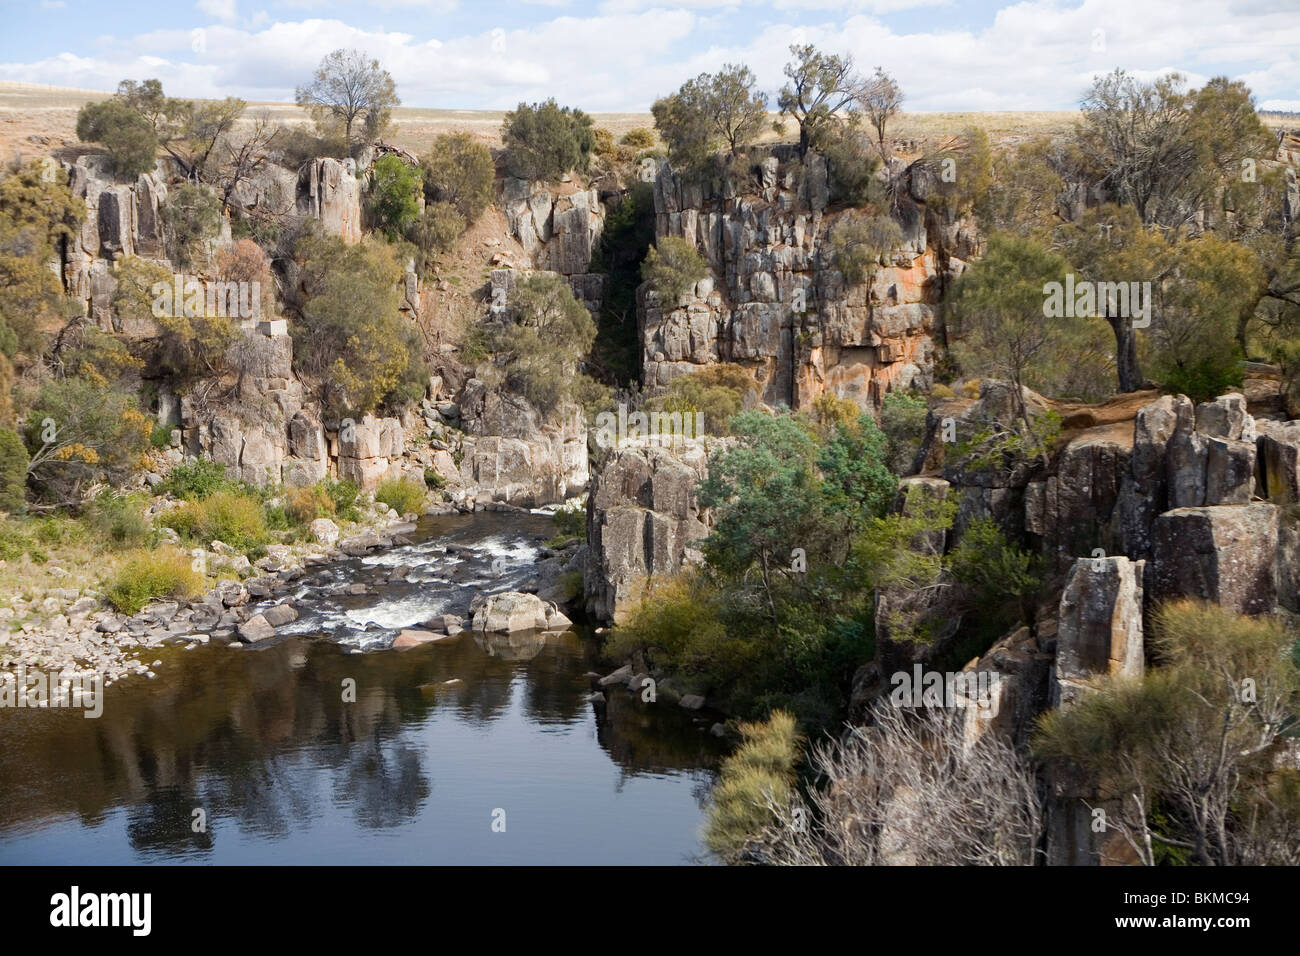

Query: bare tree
left=747, top=702, right=1043, bottom=865
left=218, top=110, right=281, bottom=212
left=295, top=49, right=400, bottom=148
left=856, top=66, right=904, bottom=167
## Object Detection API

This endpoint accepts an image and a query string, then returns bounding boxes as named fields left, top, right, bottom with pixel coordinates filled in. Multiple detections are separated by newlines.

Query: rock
left=309, top=517, right=340, bottom=547
left=1150, top=504, right=1278, bottom=615
left=1256, top=420, right=1300, bottom=504
left=393, top=629, right=438, bottom=650
left=678, top=694, right=706, bottom=710
left=261, top=603, right=298, bottom=628
left=598, top=664, right=633, bottom=687
left=471, top=591, right=551, bottom=633
left=583, top=692, right=606, bottom=704
left=237, top=614, right=277, bottom=643
left=1053, top=556, right=1145, bottom=709
left=585, top=441, right=711, bottom=624
left=340, top=531, right=384, bottom=556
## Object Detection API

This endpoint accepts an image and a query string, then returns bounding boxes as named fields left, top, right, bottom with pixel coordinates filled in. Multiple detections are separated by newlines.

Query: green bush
left=501, top=99, right=595, bottom=181
left=162, top=489, right=268, bottom=551
left=0, top=427, right=28, bottom=513
left=406, top=201, right=464, bottom=272
left=84, top=491, right=155, bottom=550
left=105, top=548, right=203, bottom=615
left=374, top=478, right=426, bottom=516
left=830, top=211, right=903, bottom=285
left=657, top=363, right=756, bottom=435
left=494, top=272, right=597, bottom=415
left=641, top=235, right=709, bottom=302
left=324, top=478, right=361, bottom=521
left=705, top=711, right=801, bottom=863
left=285, top=484, right=334, bottom=524
left=422, top=132, right=495, bottom=223
left=162, top=459, right=233, bottom=500
left=75, top=99, right=158, bottom=178
left=879, top=391, right=928, bottom=475
left=162, top=184, right=222, bottom=268
left=620, top=128, right=656, bottom=149
left=0, top=518, right=45, bottom=563
left=548, top=502, right=585, bottom=545
left=368, top=154, right=421, bottom=239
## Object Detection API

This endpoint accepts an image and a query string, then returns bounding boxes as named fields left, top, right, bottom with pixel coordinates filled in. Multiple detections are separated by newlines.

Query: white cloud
left=196, top=0, right=238, bottom=22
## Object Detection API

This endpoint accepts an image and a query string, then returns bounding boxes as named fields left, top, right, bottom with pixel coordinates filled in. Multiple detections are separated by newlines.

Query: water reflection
left=0, top=514, right=725, bottom=865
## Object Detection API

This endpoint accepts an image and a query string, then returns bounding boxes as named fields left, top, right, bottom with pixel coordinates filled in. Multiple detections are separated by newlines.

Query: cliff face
left=640, top=148, right=977, bottom=411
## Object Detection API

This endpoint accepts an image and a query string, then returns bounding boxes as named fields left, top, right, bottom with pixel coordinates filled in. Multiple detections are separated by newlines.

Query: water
left=0, top=513, right=725, bottom=865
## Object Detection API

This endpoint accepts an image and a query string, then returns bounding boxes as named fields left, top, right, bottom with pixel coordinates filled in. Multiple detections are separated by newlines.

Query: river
left=0, top=512, right=725, bottom=865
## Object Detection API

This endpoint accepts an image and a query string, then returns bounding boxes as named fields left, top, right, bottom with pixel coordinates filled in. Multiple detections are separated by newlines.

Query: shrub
left=422, top=132, right=495, bottom=223
left=285, top=484, right=333, bottom=524
left=549, top=502, right=585, bottom=544
left=830, top=211, right=903, bottom=285
left=705, top=710, right=801, bottom=862
left=84, top=492, right=154, bottom=550
left=75, top=99, right=158, bottom=178
left=948, top=516, right=1041, bottom=626
left=105, top=548, right=203, bottom=615
left=641, top=236, right=709, bottom=302
left=501, top=99, right=595, bottom=182
left=406, top=201, right=464, bottom=271
left=657, top=363, right=756, bottom=435
left=0, top=427, right=28, bottom=513
left=879, top=391, right=928, bottom=475
left=162, top=459, right=232, bottom=500
left=494, top=272, right=597, bottom=415
left=368, top=154, right=421, bottom=239
left=162, top=185, right=223, bottom=269
left=324, top=478, right=360, bottom=521
left=374, top=478, right=426, bottom=516
left=620, top=128, right=656, bottom=149
left=163, top=489, right=268, bottom=551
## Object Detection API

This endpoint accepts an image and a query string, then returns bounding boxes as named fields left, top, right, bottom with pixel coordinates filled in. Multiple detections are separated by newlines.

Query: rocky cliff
left=639, top=147, right=976, bottom=411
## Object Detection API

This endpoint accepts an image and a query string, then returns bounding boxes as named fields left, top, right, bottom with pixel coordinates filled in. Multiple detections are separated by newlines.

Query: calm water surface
left=0, top=513, right=725, bottom=865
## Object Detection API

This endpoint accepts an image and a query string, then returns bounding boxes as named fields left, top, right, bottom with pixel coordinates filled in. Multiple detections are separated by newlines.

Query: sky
left=1, top=0, right=1298, bottom=112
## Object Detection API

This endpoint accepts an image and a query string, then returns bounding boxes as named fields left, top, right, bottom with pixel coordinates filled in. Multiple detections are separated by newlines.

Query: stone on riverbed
left=470, top=591, right=571, bottom=633
left=261, top=603, right=298, bottom=628
left=237, top=614, right=277, bottom=643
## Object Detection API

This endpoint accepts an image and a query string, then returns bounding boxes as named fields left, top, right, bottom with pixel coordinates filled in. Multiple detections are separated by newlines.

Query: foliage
left=587, top=180, right=655, bottom=384
left=161, top=184, right=223, bottom=269
left=75, top=99, right=158, bottom=178
left=0, top=427, right=27, bottom=513
left=421, top=132, right=494, bottom=224
left=491, top=272, right=596, bottom=415
left=162, top=459, right=234, bottom=500
left=104, top=548, right=204, bottom=615
left=778, top=43, right=860, bottom=153
left=406, top=201, right=464, bottom=273
left=652, top=63, right=768, bottom=171
left=655, top=363, right=756, bottom=435
left=295, top=49, right=400, bottom=147
left=374, top=478, right=426, bottom=516
left=641, top=235, right=709, bottom=302
left=501, top=99, right=595, bottom=182
left=830, top=210, right=903, bottom=285
left=947, top=516, right=1042, bottom=628
left=548, top=501, right=586, bottom=545
left=879, top=390, right=927, bottom=475
left=705, top=711, right=801, bottom=863
left=22, top=379, right=152, bottom=505
left=821, top=121, right=882, bottom=207
left=1035, top=600, right=1300, bottom=866
left=367, top=154, right=421, bottom=239
left=83, top=491, right=155, bottom=550
left=293, top=235, right=428, bottom=416
left=162, top=489, right=268, bottom=552
left=621, top=128, right=656, bottom=149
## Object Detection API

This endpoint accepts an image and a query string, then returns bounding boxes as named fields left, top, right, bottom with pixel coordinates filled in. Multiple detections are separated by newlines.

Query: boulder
left=237, top=614, right=277, bottom=643
left=1150, top=504, right=1278, bottom=615
left=1052, top=556, right=1145, bottom=709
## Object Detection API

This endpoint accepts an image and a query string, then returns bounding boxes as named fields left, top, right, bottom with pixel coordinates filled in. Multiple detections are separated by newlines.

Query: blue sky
left=2, top=0, right=1298, bottom=112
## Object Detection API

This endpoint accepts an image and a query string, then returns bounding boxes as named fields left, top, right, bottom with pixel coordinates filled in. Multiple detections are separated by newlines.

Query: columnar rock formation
left=639, top=147, right=974, bottom=411
left=584, top=440, right=712, bottom=624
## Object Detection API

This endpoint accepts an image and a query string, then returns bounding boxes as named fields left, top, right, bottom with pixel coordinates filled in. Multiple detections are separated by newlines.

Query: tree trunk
left=1109, top=317, right=1143, bottom=392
